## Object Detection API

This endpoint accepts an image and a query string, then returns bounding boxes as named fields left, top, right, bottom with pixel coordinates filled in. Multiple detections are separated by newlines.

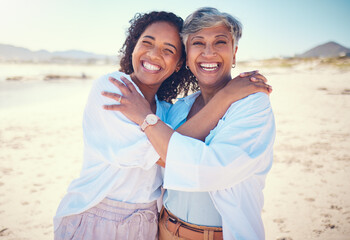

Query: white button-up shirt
left=164, top=92, right=276, bottom=240
left=54, top=71, right=170, bottom=231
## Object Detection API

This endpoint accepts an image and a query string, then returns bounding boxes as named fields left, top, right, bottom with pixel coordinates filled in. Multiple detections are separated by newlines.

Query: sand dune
left=0, top=61, right=349, bottom=239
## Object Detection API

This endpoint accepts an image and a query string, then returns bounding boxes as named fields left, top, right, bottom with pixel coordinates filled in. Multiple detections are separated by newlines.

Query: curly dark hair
left=119, top=11, right=198, bottom=102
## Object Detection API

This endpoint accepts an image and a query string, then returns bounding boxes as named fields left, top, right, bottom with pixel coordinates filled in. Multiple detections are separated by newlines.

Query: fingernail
left=251, top=77, right=257, bottom=81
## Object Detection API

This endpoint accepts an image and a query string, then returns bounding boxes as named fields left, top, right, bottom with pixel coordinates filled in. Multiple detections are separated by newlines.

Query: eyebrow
left=143, top=35, right=177, bottom=51
left=190, top=34, right=230, bottom=41
left=215, top=34, right=230, bottom=39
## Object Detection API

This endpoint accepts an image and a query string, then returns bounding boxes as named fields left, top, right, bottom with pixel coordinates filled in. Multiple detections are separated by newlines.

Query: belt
left=161, top=208, right=223, bottom=240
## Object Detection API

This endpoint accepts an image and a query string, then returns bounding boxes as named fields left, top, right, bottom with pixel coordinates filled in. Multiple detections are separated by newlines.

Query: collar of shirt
left=166, top=91, right=201, bottom=129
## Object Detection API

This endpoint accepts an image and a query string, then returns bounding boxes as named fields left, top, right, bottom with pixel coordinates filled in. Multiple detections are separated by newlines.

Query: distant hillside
left=298, top=41, right=350, bottom=58
left=0, top=43, right=118, bottom=64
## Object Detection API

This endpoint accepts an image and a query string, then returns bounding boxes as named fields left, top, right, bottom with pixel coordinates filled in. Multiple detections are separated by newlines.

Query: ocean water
left=0, top=63, right=117, bottom=109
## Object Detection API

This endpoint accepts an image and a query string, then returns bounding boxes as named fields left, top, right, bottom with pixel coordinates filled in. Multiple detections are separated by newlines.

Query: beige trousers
left=54, top=198, right=158, bottom=240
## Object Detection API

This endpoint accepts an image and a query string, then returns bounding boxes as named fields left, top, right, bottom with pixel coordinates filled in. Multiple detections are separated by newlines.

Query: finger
left=103, top=104, right=122, bottom=111
left=250, top=76, right=266, bottom=83
left=240, top=70, right=258, bottom=77
left=108, top=76, right=130, bottom=94
left=252, top=73, right=267, bottom=83
left=250, top=77, right=260, bottom=82
left=268, top=87, right=273, bottom=94
left=253, top=82, right=273, bottom=94
left=101, top=91, right=123, bottom=102
left=239, top=70, right=259, bottom=77
left=120, top=76, right=137, bottom=93
left=253, top=80, right=272, bottom=89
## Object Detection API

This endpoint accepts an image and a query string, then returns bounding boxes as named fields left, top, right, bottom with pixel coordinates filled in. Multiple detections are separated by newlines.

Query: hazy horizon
left=1, top=0, right=350, bottom=60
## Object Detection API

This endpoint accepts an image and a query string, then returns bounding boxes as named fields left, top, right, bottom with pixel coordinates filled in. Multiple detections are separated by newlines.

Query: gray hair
left=181, top=7, right=242, bottom=50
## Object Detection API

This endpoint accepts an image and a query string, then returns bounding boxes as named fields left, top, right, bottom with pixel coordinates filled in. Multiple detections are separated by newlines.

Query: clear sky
left=0, top=0, right=349, bottom=60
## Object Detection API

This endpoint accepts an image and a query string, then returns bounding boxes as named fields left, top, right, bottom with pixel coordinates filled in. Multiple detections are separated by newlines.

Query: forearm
left=176, top=90, right=235, bottom=141
left=143, top=121, right=175, bottom=161
left=164, top=94, right=276, bottom=191
left=147, top=90, right=235, bottom=164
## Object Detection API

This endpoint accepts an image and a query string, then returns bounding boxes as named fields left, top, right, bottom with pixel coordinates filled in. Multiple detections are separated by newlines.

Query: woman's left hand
left=101, top=76, right=153, bottom=125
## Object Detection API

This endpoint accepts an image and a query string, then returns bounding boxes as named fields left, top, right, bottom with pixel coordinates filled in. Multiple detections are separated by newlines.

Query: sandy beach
left=0, top=60, right=349, bottom=239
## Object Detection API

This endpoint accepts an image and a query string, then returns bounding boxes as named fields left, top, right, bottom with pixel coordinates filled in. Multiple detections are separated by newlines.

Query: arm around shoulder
left=83, top=73, right=161, bottom=170
left=163, top=92, right=275, bottom=191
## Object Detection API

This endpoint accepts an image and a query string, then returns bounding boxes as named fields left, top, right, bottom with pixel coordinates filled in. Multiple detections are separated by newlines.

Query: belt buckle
left=168, top=215, right=177, bottom=223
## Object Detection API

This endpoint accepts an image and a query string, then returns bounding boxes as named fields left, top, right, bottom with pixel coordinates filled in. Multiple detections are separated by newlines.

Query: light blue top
left=163, top=91, right=222, bottom=227
left=163, top=91, right=276, bottom=239
left=54, top=71, right=170, bottom=231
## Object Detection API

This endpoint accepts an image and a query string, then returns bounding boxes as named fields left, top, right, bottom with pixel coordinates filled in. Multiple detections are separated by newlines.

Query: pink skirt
left=54, top=198, right=158, bottom=240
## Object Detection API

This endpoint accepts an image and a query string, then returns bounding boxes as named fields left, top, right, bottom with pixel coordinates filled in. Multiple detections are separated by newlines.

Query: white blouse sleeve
left=82, top=74, right=160, bottom=170
left=163, top=93, right=276, bottom=191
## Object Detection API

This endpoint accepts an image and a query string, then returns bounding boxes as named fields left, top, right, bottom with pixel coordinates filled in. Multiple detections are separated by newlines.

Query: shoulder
left=237, top=92, right=270, bottom=106
left=231, top=92, right=271, bottom=111
left=224, top=93, right=273, bottom=120
left=86, top=71, right=131, bottom=108
left=92, top=71, right=130, bottom=90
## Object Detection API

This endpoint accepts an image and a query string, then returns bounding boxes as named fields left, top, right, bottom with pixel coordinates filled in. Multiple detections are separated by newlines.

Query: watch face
left=147, top=114, right=158, bottom=124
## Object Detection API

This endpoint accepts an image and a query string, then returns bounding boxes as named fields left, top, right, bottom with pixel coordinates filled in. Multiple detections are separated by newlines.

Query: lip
left=141, top=60, right=162, bottom=73
left=197, top=62, right=221, bottom=74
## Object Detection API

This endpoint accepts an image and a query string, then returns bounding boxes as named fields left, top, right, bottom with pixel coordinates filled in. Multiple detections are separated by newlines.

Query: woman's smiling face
left=186, top=24, right=236, bottom=89
left=131, top=21, right=183, bottom=89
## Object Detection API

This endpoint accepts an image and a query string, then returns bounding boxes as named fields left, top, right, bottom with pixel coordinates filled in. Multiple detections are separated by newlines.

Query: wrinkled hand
left=221, top=70, right=272, bottom=100
left=101, top=76, right=153, bottom=125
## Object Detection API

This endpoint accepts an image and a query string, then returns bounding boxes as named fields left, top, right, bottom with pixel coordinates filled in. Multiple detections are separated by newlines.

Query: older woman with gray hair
left=103, top=7, right=275, bottom=240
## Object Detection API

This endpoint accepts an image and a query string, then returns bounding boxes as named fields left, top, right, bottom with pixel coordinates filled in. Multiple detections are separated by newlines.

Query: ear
left=175, top=59, right=183, bottom=72
left=232, top=46, right=238, bottom=65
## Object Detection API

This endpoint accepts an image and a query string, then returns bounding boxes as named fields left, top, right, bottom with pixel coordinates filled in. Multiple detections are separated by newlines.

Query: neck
left=130, top=73, right=158, bottom=113
left=199, top=76, right=231, bottom=105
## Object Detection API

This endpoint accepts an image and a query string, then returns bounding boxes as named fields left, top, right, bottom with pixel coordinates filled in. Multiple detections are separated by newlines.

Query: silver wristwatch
left=140, top=114, right=160, bottom=131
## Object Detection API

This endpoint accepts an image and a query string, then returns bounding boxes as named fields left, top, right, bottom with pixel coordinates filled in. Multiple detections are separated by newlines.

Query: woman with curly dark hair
left=118, top=11, right=198, bottom=103
left=53, top=11, right=193, bottom=240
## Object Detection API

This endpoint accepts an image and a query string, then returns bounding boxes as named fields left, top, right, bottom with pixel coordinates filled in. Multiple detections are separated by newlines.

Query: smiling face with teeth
left=130, top=21, right=183, bottom=93
left=186, top=24, right=237, bottom=93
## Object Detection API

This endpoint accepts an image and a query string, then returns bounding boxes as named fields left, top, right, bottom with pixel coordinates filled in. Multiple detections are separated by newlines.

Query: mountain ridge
left=1, top=41, right=349, bottom=63
left=0, top=43, right=116, bottom=63
left=297, top=41, right=350, bottom=58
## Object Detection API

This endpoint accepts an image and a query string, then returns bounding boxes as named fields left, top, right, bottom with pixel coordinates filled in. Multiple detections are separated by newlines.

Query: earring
left=185, top=65, right=189, bottom=70
left=232, top=64, right=236, bottom=69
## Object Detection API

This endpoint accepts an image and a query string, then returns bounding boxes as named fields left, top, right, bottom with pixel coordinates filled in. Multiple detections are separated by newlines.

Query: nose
left=147, top=46, right=162, bottom=60
left=202, top=44, right=216, bottom=57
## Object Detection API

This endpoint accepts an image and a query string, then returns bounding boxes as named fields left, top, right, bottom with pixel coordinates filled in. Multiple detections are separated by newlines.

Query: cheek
left=186, top=50, right=197, bottom=64
left=166, top=55, right=181, bottom=69
left=132, top=43, right=143, bottom=57
left=131, top=48, right=138, bottom=63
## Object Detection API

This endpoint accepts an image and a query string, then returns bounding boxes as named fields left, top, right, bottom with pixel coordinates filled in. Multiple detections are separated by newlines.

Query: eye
left=164, top=48, right=174, bottom=54
left=216, top=40, right=227, bottom=45
left=192, top=41, right=204, bottom=46
left=142, top=40, right=152, bottom=46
